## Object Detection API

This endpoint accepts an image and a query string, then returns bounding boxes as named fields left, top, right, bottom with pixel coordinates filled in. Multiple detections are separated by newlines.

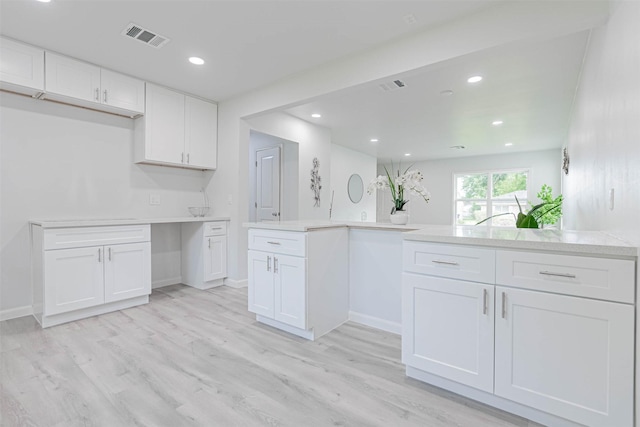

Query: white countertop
left=244, top=221, right=637, bottom=257
left=404, top=225, right=638, bottom=257
left=30, top=216, right=230, bottom=228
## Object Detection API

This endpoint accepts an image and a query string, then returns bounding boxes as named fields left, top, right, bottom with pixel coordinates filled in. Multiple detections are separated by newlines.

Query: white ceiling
left=0, top=0, right=501, bottom=101
left=285, top=30, right=590, bottom=162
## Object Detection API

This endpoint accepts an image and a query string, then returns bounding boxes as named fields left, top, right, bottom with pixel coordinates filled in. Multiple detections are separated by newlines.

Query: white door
left=44, top=247, right=104, bottom=315
left=274, top=254, right=306, bottom=329
left=248, top=250, right=274, bottom=318
left=145, top=83, right=185, bottom=164
left=104, top=242, right=151, bottom=303
left=45, top=52, right=101, bottom=102
left=495, top=286, right=634, bottom=427
left=100, top=69, right=145, bottom=113
left=185, top=96, right=217, bottom=169
left=204, top=236, right=227, bottom=282
left=402, top=273, right=495, bottom=393
left=256, top=146, right=281, bottom=221
left=0, top=37, right=44, bottom=91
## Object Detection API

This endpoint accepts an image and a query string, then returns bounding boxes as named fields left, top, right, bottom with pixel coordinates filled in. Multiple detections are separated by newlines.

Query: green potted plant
left=477, top=184, right=562, bottom=228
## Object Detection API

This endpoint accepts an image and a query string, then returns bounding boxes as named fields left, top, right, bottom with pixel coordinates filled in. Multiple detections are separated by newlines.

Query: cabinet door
left=495, top=287, right=634, bottom=427
left=144, top=83, right=185, bottom=164
left=104, top=242, right=151, bottom=303
left=402, top=273, right=494, bottom=393
left=184, top=96, right=217, bottom=169
left=44, top=247, right=104, bottom=315
left=203, top=235, right=227, bottom=282
left=100, top=69, right=144, bottom=113
left=45, top=52, right=100, bottom=103
left=273, top=254, right=306, bottom=329
left=248, top=250, right=274, bottom=318
left=0, top=37, right=44, bottom=92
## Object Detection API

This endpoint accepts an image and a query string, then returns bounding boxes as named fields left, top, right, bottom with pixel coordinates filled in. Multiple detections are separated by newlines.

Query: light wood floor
left=1, top=285, right=543, bottom=427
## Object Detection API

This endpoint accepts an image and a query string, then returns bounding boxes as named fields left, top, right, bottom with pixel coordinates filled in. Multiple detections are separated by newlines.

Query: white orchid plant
left=367, top=164, right=431, bottom=213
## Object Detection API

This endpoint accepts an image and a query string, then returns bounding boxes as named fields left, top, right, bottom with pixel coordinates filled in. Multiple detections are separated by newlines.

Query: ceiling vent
left=378, top=79, right=406, bottom=92
left=121, top=23, right=170, bottom=49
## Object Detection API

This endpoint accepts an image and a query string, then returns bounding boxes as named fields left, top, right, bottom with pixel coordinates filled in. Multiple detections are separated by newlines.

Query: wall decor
left=310, top=157, right=322, bottom=207
left=562, top=147, right=570, bottom=175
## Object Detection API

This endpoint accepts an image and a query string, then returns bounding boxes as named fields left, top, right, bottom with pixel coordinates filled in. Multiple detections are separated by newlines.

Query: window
left=454, top=170, right=529, bottom=226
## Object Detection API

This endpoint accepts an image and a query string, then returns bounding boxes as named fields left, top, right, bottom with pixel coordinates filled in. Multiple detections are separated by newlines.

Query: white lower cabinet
left=494, top=286, right=634, bottom=427
left=247, top=227, right=348, bottom=340
left=181, top=221, right=227, bottom=289
left=402, top=241, right=635, bottom=427
left=402, top=274, right=494, bottom=393
left=32, top=224, right=151, bottom=327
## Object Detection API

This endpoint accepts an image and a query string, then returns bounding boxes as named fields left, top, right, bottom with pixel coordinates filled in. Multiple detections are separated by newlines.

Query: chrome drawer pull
left=267, top=256, right=271, bottom=272
left=98, top=248, right=101, bottom=262
left=501, top=292, right=506, bottom=319
left=267, top=241, right=281, bottom=245
left=209, top=227, right=223, bottom=230
left=274, top=257, right=278, bottom=273
left=539, top=271, right=577, bottom=279
left=432, top=260, right=459, bottom=266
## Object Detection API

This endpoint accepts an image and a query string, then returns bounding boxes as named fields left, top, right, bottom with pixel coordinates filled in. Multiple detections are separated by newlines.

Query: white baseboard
left=152, top=276, right=182, bottom=289
left=0, top=305, right=34, bottom=322
left=348, top=311, right=401, bottom=335
left=224, top=278, right=248, bottom=288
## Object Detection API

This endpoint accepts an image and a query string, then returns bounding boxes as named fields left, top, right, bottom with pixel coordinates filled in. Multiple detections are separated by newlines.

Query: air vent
left=121, top=23, right=170, bottom=49
left=378, top=79, right=406, bottom=92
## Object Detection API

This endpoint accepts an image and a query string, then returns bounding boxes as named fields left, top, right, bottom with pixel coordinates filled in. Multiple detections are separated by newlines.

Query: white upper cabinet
left=44, top=52, right=144, bottom=116
left=0, top=37, right=45, bottom=95
left=135, top=83, right=218, bottom=170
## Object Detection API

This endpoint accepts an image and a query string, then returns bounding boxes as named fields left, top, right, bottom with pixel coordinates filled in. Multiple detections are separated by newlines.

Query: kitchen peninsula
left=245, top=220, right=638, bottom=427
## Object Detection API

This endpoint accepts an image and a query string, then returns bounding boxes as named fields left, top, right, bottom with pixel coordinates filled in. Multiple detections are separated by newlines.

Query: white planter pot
left=390, top=211, right=408, bottom=225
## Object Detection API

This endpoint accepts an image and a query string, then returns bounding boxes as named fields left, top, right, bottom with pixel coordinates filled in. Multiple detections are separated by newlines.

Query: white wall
left=246, top=112, right=332, bottom=221
left=248, top=131, right=299, bottom=222
left=329, top=144, right=377, bottom=222
left=0, top=93, right=210, bottom=315
left=563, top=0, right=640, bottom=245
left=376, top=149, right=562, bottom=225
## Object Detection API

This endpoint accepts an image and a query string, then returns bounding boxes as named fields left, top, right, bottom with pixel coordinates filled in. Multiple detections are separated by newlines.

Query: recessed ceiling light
left=188, top=57, right=205, bottom=65
left=505, top=143, right=513, bottom=147
left=467, top=76, right=483, bottom=83
left=311, top=113, right=322, bottom=118
left=404, top=153, right=411, bottom=157
left=36, top=0, right=51, bottom=2
left=440, top=90, right=454, bottom=96
left=492, top=120, right=503, bottom=126
left=370, top=138, right=378, bottom=143
left=450, top=145, right=466, bottom=150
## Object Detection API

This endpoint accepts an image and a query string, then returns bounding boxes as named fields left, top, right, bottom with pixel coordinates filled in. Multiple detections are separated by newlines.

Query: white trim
left=348, top=311, right=401, bottom=335
left=0, top=305, right=34, bottom=322
left=39, top=295, right=149, bottom=328
left=152, top=276, right=182, bottom=289
left=256, top=315, right=315, bottom=340
left=224, top=278, right=248, bottom=288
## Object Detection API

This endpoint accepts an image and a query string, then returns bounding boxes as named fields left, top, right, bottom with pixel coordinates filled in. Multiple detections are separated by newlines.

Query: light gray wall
left=563, top=0, right=640, bottom=245
left=377, top=149, right=562, bottom=225
left=0, top=93, right=209, bottom=315
left=330, top=144, right=377, bottom=222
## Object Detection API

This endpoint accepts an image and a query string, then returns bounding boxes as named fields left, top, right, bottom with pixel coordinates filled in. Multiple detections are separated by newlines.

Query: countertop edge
left=31, top=217, right=231, bottom=228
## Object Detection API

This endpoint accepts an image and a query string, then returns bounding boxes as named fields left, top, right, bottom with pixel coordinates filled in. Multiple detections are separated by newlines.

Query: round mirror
left=347, top=174, right=364, bottom=203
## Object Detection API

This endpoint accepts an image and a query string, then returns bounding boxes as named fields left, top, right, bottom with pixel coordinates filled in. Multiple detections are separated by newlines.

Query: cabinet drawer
left=43, top=225, right=150, bottom=250
left=496, top=250, right=635, bottom=303
left=403, top=242, right=495, bottom=283
left=248, top=229, right=306, bottom=256
left=204, top=221, right=226, bottom=236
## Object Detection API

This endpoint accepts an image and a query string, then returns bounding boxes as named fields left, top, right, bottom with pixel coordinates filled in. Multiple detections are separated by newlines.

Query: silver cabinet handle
left=274, top=257, right=278, bottom=273
left=432, top=259, right=459, bottom=266
left=181, top=152, right=184, bottom=163
left=103, top=90, right=107, bottom=103
left=539, top=271, right=577, bottom=279
left=272, top=212, right=278, bottom=217
left=208, top=238, right=211, bottom=249
left=98, top=248, right=101, bottom=262
left=267, top=256, right=271, bottom=272
left=108, top=247, right=112, bottom=261
left=483, top=289, right=488, bottom=315
left=501, top=292, right=506, bottom=319
left=209, top=227, right=223, bottom=230
left=187, top=153, right=190, bottom=164
left=267, top=241, right=281, bottom=245
left=95, top=88, right=99, bottom=101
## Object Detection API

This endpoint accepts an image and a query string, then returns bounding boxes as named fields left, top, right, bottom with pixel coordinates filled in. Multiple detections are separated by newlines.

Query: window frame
left=453, top=168, right=530, bottom=227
